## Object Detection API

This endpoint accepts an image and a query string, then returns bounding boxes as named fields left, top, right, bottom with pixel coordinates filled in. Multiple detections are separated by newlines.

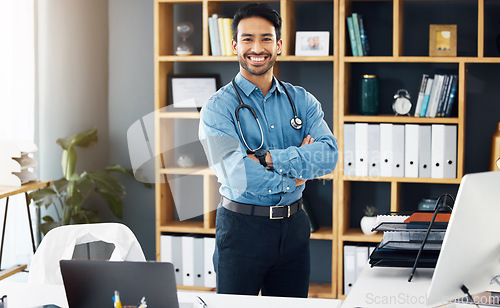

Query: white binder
left=344, top=124, right=356, bottom=176
left=161, top=234, right=183, bottom=285
left=431, top=125, right=457, bottom=178
left=343, top=245, right=356, bottom=295
left=392, top=124, right=405, bottom=177
left=160, top=235, right=173, bottom=263
left=355, top=245, right=369, bottom=279
left=418, top=125, right=432, bottom=178
left=181, top=236, right=195, bottom=286
left=367, top=124, right=380, bottom=177
left=379, top=123, right=393, bottom=177
left=404, top=124, right=419, bottom=178
left=203, top=237, right=216, bottom=288
left=193, top=236, right=205, bottom=287
left=355, top=123, right=368, bottom=177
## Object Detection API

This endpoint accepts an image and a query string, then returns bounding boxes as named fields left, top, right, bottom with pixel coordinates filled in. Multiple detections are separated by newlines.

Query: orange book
left=404, top=212, right=451, bottom=223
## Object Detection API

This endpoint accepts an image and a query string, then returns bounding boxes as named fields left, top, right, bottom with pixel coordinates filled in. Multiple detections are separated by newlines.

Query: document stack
left=160, top=234, right=216, bottom=289
left=0, top=140, right=39, bottom=186
left=368, top=212, right=449, bottom=269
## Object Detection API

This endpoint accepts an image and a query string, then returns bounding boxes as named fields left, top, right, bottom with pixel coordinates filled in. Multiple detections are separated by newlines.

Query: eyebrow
left=240, top=33, right=274, bottom=38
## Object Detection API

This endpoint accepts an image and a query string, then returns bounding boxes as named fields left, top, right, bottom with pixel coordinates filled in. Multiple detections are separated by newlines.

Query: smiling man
left=199, top=3, right=338, bottom=298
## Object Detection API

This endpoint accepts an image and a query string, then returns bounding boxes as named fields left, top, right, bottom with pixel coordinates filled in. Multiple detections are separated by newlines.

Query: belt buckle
left=269, top=205, right=290, bottom=219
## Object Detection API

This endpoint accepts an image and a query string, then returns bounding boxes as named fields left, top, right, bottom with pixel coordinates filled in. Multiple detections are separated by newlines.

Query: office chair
left=28, top=223, right=146, bottom=285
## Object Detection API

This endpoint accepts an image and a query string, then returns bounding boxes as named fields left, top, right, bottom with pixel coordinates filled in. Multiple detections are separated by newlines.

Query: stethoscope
left=231, top=78, right=303, bottom=152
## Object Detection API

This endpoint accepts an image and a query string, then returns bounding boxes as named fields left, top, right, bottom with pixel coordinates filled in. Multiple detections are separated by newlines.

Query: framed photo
left=429, top=24, right=457, bottom=57
left=295, top=31, right=330, bottom=56
left=167, top=75, right=220, bottom=109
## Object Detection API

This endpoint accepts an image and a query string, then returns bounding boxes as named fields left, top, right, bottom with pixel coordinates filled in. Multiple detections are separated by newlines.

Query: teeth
left=250, top=56, right=265, bottom=62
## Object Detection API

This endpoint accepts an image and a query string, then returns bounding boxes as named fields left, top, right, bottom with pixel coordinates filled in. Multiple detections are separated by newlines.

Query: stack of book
left=208, top=14, right=236, bottom=56
left=369, top=212, right=449, bottom=269
left=346, top=13, right=370, bottom=56
left=0, top=140, right=39, bottom=186
left=414, top=74, right=458, bottom=117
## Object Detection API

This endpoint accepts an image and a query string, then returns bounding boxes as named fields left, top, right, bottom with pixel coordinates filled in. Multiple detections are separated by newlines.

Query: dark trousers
left=213, top=205, right=311, bottom=298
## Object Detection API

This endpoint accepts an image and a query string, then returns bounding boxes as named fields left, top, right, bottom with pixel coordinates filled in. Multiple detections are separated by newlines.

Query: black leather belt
left=221, top=197, right=302, bottom=219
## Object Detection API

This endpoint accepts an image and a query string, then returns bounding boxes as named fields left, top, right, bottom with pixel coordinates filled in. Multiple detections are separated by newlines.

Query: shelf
left=340, top=176, right=461, bottom=184
left=158, top=111, right=200, bottom=119
left=158, top=221, right=215, bottom=234
left=308, top=283, right=334, bottom=299
left=158, top=55, right=335, bottom=62
left=341, top=229, right=383, bottom=243
left=310, top=227, right=333, bottom=240
left=342, top=115, right=459, bottom=124
left=177, top=285, right=216, bottom=292
left=160, top=167, right=214, bottom=176
left=344, top=56, right=500, bottom=64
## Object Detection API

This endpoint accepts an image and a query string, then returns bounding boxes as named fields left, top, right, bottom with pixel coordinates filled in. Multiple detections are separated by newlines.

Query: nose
left=250, top=40, right=264, bottom=54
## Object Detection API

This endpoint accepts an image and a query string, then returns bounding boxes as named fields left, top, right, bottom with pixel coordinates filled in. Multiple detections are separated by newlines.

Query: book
left=357, top=14, right=370, bottom=56
left=414, top=74, right=429, bottom=117
left=351, top=13, right=364, bottom=56
left=217, top=18, right=227, bottom=56
left=436, top=75, right=451, bottom=117
left=419, top=77, right=434, bottom=117
left=426, top=74, right=444, bottom=117
left=444, top=75, right=458, bottom=117
left=222, top=18, right=234, bottom=56
left=346, top=17, right=359, bottom=57
left=208, top=14, right=221, bottom=56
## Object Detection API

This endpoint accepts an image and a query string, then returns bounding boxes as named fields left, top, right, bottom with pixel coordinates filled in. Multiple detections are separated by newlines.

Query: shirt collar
left=234, top=73, right=285, bottom=97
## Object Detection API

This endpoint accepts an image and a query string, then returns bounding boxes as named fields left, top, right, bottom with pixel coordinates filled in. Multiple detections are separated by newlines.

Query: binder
left=193, top=236, right=205, bottom=287
left=404, top=124, right=419, bottom=178
left=418, top=125, right=432, bottom=178
left=181, top=236, right=195, bottom=286
left=161, top=234, right=183, bottom=285
left=160, top=234, right=173, bottom=263
left=379, top=123, right=393, bottom=177
left=367, top=124, right=380, bottom=177
left=203, top=237, right=216, bottom=288
left=392, top=124, right=405, bottom=177
left=344, top=124, right=356, bottom=176
left=343, top=245, right=356, bottom=295
left=355, top=123, right=368, bottom=177
left=431, top=125, right=457, bottom=178
left=355, top=245, right=369, bottom=278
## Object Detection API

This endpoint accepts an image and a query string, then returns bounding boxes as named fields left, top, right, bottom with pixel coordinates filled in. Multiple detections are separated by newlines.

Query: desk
left=0, top=181, right=52, bottom=280
left=0, top=281, right=343, bottom=308
left=341, top=265, right=500, bottom=308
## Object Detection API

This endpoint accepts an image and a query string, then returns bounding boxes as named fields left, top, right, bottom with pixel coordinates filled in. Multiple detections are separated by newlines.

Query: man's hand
left=296, top=135, right=314, bottom=186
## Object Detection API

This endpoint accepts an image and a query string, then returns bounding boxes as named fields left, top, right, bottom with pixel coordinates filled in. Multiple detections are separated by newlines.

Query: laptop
left=60, top=260, right=183, bottom=308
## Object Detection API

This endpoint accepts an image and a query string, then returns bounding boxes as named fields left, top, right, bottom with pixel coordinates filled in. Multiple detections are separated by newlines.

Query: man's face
left=232, top=17, right=282, bottom=77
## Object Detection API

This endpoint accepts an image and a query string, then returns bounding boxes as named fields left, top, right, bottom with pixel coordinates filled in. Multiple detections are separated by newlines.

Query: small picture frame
left=167, top=75, right=220, bottom=109
left=295, top=31, right=330, bottom=56
left=429, top=24, right=457, bottom=57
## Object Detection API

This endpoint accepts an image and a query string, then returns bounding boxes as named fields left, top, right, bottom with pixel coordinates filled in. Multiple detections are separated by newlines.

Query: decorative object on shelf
left=174, top=22, right=194, bottom=56
left=490, top=122, right=500, bottom=171
left=0, top=140, right=38, bottom=186
left=360, top=205, right=378, bottom=235
left=417, top=198, right=438, bottom=211
left=28, top=128, right=147, bottom=235
left=295, top=31, right=330, bottom=56
left=429, top=24, right=457, bottom=57
left=358, top=75, right=379, bottom=115
left=176, top=154, right=194, bottom=168
left=168, top=75, right=220, bottom=109
left=392, top=89, right=412, bottom=116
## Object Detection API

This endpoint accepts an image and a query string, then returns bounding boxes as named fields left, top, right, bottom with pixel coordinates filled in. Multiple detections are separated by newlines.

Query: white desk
left=0, top=281, right=342, bottom=308
left=341, top=265, right=500, bottom=308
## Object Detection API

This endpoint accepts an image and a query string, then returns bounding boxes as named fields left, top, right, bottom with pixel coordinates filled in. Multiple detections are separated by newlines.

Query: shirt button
left=268, top=190, right=272, bottom=193
left=286, top=187, right=290, bottom=190
left=279, top=169, right=283, bottom=173
left=270, top=125, right=274, bottom=129
left=255, top=87, right=259, bottom=91
left=300, top=175, right=303, bottom=178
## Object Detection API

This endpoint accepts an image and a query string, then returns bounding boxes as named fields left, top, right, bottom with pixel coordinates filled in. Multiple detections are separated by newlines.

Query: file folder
left=404, top=124, right=419, bottom=178
left=343, top=245, right=356, bottom=295
left=160, top=234, right=183, bottom=285
left=344, top=124, right=356, bottom=176
left=418, top=125, right=432, bottom=178
left=367, top=124, right=380, bottom=177
left=193, top=236, right=205, bottom=287
left=431, top=125, right=456, bottom=178
left=203, top=237, right=216, bottom=288
left=181, top=236, right=195, bottom=286
left=392, top=124, right=405, bottom=177
left=379, top=123, right=393, bottom=177
left=355, top=123, right=368, bottom=177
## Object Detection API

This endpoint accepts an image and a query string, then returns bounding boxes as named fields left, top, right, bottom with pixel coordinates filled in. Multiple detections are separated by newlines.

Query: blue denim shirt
left=199, top=73, right=338, bottom=206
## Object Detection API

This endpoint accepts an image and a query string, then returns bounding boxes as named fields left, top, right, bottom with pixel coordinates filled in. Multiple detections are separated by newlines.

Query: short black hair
left=231, top=3, right=282, bottom=41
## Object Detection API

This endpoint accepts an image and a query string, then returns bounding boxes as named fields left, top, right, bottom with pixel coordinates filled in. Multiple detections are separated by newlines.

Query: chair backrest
left=28, top=223, right=146, bottom=285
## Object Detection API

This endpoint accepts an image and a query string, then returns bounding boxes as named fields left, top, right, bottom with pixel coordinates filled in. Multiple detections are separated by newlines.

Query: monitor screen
left=427, top=171, right=500, bottom=305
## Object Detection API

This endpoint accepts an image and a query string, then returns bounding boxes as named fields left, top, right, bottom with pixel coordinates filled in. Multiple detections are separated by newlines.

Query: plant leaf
left=61, top=148, right=77, bottom=180
left=87, top=171, right=125, bottom=198
left=28, top=187, right=58, bottom=209
left=105, top=164, right=133, bottom=176
left=53, top=177, right=70, bottom=195
left=40, top=221, right=62, bottom=235
left=56, top=127, right=98, bottom=151
left=96, top=189, right=123, bottom=219
left=42, top=215, right=55, bottom=222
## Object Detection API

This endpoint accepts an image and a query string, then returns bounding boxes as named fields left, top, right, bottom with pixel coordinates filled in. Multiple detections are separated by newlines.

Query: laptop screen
left=60, top=260, right=180, bottom=308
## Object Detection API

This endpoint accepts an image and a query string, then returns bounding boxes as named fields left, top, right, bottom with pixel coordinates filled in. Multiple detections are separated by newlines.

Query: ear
left=231, top=39, right=237, bottom=55
left=277, top=39, right=283, bottom=55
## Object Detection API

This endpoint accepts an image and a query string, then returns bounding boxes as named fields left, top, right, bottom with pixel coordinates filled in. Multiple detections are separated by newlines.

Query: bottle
left=359, top=75, right=380, bottom=115
left=491, top=122, right=500, bottom=171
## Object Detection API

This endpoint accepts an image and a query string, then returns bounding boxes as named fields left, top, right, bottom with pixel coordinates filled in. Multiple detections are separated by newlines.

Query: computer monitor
left=427, top=171, right=500, bottom=305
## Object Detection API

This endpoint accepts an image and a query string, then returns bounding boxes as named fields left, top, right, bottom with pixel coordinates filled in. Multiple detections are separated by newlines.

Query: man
left=199, top=3, right=338, bottom=298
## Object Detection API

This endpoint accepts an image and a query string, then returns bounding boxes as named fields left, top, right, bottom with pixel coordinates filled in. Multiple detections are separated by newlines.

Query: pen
left=114, top=290, right=122, bottom=308
left=197, top=296, right=207, bottom=308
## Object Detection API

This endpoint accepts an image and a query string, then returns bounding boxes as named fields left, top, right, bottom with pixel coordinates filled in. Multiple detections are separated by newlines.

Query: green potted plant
left=360, top=205, right=378, bottom=235
left=29, top=127, right=138, bottom=235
